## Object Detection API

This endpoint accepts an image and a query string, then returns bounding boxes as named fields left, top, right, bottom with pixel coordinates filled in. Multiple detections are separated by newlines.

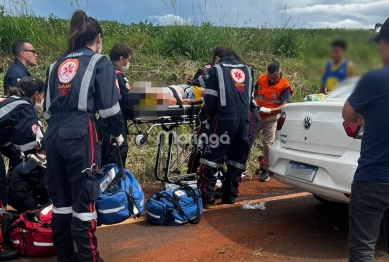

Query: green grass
left=0, top=9, right=381, bottom=182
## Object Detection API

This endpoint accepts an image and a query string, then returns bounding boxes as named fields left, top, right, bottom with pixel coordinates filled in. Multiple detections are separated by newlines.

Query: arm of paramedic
left=346, top=62, right=355, bottom=78
left=10, top=105, right=39, bottom=156
left=94, top=58, right=124, bottom=137
left=203, top=68, right=219, bottom=120
left=343, top=73, right=370, bottom=123
left=270, top=88, right=290, bottom=114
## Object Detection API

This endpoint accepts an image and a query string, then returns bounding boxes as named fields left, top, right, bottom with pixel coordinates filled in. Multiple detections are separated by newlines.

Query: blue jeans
left=348, top=181, right=389, bottom=262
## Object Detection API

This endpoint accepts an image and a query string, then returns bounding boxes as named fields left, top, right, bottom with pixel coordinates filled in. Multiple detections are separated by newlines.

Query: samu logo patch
left=58, top=59, right=79, bottom=84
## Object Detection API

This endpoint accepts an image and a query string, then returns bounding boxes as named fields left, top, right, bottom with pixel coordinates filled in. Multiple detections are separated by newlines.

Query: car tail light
left=344, top=193, right=351, bottom=198
left=343, top=121, right=363, bottom=139
left=277, top=112, right=286, bottom=130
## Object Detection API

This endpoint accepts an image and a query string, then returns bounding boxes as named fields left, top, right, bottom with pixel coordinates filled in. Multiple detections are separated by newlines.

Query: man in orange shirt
left=256, top=62, right=293, bottom=182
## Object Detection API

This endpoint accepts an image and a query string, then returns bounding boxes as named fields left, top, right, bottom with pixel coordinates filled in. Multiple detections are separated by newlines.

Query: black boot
left=0, top=248, right=19, bottom=261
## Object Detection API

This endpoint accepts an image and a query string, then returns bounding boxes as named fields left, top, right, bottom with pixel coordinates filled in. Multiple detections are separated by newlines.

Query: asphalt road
left=13, top=177, right=389, bottom=262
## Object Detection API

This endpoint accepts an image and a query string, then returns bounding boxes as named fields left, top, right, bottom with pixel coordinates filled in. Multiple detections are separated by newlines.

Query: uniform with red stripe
left=0, top=93, right=41, bottom=260
left=43, top=11, right=124, bottom=262
left=197, top=49, right=253, bottom=204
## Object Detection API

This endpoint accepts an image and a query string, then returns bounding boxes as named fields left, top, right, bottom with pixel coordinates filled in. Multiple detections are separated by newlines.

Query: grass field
left=0, top=6, right=382, bottom=182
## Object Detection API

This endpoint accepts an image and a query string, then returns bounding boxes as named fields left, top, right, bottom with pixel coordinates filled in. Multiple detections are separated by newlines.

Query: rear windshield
left=324, top=80, right=358, bottom=99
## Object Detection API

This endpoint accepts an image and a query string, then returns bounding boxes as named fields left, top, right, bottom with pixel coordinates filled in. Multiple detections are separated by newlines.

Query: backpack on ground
left=146, top=184, right=203, bottom=226
left=96, top=142, right=145, bottom=225
left=8, top=203, right=55, bottom=257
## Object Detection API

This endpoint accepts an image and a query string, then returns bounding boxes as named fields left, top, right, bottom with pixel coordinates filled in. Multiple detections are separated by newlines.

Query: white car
left=269, top=77, right=363, bottom=204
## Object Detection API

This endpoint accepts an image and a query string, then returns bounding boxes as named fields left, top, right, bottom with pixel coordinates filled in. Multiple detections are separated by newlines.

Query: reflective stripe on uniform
left=205, top=89, right=218, bottom=97
left=73, top=211, right=97, bottom=221
left=0, top=208, right=6, bottom=214
left=226, top=160, right=246, bottom=170
left=14, top=141, right=37, bottom=152
left=52, top=206, right=73, bottom=214
left=0, top=100, right=30, bottom=119
left=247, top=66, right=253, bottom=102
left=214, top=64, right=227, bottom=106
left=199, top=158, right=221, bottom=168
left=256, top=94, right=281, bottom=104
left=78, top=54, right=104, bottom=112
left=98, top=101, right=120, bottom=118
left=221, top=63, right=245, bottom=68
left=198, top=76, right=206, bottom=88
left=44, top=62, right=57, bottom=120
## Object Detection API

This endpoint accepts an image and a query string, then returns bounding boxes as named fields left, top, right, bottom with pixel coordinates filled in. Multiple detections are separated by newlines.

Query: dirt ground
left=13, top=176, right=389, bottom=262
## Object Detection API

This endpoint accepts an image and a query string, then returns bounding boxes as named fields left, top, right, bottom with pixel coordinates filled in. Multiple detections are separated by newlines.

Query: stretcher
left=127, top=101, right=203, bottom=186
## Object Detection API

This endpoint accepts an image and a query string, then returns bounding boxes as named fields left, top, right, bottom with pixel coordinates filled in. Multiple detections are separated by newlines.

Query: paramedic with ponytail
left=0, top=77, right=45, bottom=261
left=43, top=10, right=124, bottom=262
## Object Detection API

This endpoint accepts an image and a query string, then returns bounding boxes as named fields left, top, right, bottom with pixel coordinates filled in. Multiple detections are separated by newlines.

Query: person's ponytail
left=64, top=9, right=103, bottom=55
left=7, top=87, right=25, bottom=97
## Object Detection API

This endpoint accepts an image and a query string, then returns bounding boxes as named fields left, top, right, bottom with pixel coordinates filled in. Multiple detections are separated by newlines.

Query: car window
left=324, top=80, right=358, bottom=99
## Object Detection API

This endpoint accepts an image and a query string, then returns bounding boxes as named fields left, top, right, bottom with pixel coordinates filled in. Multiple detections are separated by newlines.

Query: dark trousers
left=8, top=187, right=48, bottom=212
left=197, top=112, right=250, bottom=200
left=97, top=117, right=128, bottom=167
left=44, top=114, right=102, bottom=262
left=348, top=181, right=389, bottom=262
left=0, top=156, right=6, bottom=252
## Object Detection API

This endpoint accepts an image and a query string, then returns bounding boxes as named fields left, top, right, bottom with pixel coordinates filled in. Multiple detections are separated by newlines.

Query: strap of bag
left=105, top=142, right=126, bottom=193
left=127, top=185, right=141, bottom=218
left=177, top=184, right=201, bottom=224
left=167, top=86, right=183, bottom=108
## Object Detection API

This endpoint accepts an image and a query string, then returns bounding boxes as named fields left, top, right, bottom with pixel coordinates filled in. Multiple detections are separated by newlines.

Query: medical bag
left=96, top=143, right=145, bottom=225
left=145, top=184, right=203, bottom=226
left=8, top=203, right=55, bottom=257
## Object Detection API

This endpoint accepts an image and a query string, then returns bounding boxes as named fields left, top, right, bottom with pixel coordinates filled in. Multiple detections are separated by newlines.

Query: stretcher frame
left=127, top=101, right=203, bottom=186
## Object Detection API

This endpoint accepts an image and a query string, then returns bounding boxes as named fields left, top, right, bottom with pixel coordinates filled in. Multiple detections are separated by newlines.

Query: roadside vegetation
left=0, top=0, right=380, bottom=182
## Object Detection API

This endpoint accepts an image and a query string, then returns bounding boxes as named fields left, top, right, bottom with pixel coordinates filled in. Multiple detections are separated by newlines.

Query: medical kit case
left=146, top=184, right=203, bottom=226
left=96, top=143, right=145, bottom=225
left=8, top=203, right=55, bottom=257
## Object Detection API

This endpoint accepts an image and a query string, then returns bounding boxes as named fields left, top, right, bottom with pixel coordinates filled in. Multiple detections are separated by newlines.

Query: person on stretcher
left=166, top=84, right=204, bottom=105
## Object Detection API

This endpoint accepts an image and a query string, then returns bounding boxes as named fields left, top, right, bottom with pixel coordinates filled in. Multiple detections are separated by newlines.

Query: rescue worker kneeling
left=8, top=154, right=49, bottom=212
left=197, top=47, right=253, bottom=205
left=0, top=76, right=46, bottom=261
left=43, top=10, right=124, bottom=262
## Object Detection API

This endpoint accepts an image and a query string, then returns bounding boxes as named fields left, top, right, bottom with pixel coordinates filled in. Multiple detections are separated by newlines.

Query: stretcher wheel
left=135, top=134, right=147, bottom=147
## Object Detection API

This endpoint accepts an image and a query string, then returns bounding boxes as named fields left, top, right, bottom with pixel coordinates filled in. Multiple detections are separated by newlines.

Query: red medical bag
left=9, top=203, right=56, bottom=257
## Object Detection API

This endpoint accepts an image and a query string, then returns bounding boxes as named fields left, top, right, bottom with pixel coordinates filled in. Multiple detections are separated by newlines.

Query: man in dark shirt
left=3, top=40, right=38, bottom=94
left=342, top=17, right=389, bottom=262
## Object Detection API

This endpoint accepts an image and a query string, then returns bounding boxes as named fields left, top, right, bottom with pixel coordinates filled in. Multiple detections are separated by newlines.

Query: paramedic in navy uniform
left=3, top=40, right=38, bottom=94
left=97, top=43, right=133, bottom=167
left=0, top=77, right=46, bottom=261
left=43, top=10, right=124, bottom=262
left=197, top=47, right=252, bottom=205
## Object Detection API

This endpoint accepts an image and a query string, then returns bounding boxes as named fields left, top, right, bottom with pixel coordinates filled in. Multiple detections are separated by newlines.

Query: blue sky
left=4, top=0, right=388, bottom=29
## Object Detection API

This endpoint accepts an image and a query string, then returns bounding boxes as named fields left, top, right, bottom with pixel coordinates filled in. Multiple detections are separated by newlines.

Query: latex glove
left=259, top=107, right=272, bottom=114
left=28, top=154, right=47, bottom=169
left=111, top=135, right=124, bottom=146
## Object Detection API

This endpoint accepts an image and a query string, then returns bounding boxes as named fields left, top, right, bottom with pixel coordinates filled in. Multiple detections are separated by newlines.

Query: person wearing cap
left=342, top=18, right=389, bottom=262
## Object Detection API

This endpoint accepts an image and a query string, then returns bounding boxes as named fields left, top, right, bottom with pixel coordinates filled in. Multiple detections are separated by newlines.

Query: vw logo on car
left=303, top=116, right=312, bottom=130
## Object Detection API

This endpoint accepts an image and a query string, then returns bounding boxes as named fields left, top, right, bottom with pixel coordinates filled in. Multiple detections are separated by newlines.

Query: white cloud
left=308, top=19, right=373, bottom=29
left=150, top=14, right=190, bottom=25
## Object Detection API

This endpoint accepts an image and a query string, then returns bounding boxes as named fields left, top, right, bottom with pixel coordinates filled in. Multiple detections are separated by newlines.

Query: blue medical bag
left=145, top=184, right=203, bottom=226
left=96, top=144, right=145, bottom=225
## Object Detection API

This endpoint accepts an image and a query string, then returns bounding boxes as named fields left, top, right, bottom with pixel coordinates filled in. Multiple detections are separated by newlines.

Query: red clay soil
left=15, top=177, right=389, bottom=262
